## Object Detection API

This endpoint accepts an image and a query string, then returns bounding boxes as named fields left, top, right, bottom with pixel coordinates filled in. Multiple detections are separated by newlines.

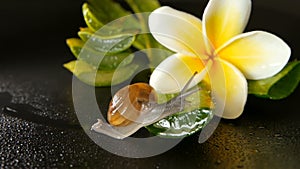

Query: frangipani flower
left=148, top=0, right=291, bottom=119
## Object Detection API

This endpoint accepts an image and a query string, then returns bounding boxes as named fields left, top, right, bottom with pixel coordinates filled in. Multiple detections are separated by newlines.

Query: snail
left=91, top=72, right=201, bottom=139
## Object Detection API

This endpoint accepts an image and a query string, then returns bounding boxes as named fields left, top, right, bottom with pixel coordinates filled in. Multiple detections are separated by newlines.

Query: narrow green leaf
left=82, top=3, right=103, bottom=32
left=64, top=60, right=139, bottom=86
left=63, top=60, right=93, bottom=76
left=66, top=38, right=84, bottom=59
left=125, top=0, right=171, bottom=67
left=125, top=0, right=161, bottom=13
left=83, top=0, right=131, bottom=32
left=88, top=0, right=130, bottom=22
left=78, top=26, right=138, bottom=42
left=146, top=82, right=213, bottom=138
left=99, top=52, right=135, bottom=70
left=78, top=29, right=136, bottom=54
left=77, top=27, right=93, bottom=41
left=248, top=61, right=300, bottom=99
left=66, top=38, right=134, bottom=70
left=91, top=34, right=136, bottom=54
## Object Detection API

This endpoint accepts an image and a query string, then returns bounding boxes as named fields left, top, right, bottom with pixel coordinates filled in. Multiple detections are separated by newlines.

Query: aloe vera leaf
left=77, top=27, right=95, bottom=41
left=77, top=29, right=136, bottom=54
left=88, top=0, right=130, bottom=22
left=66, top=38, right=84, bottom=59
left=83, top=0, right=131, bottom=32
left=124, top=0, right=157, bottom=50
left=66, top=38, right=134, bottom=70
left=125, top=0, right=172, bottom=67
left=82, top=3, right=103, bottom=32
left=99, top=52, right=135, bottom=70
left=125, top=0, right=161, bottom=13
left=248, top=61, right=300, bottom=100
left=63, top=60, right=93, bottom=76
left=64, top=60, right=139, bottom=86
left=78, top=26, right=137, bottom=42
left=79, top=26, right=140, bottom=40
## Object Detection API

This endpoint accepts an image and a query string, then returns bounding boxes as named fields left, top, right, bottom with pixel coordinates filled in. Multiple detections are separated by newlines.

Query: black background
left=0, top=0, right=299, bottom=168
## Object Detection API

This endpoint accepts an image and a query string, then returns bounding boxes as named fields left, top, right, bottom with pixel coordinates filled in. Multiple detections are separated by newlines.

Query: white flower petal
left=216, top=31, right=291, bottom=80
left=150, top=54, right=206, bottom=94
left=203, top=0, right=251, bottom=48
left=211, top=60, right=248, bottom=119
left=149, top=6, right=209, bottom=56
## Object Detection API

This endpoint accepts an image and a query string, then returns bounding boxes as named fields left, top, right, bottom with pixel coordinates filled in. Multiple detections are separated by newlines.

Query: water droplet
left=274, top=133, right=281, bottom=137
left=215, top=159, right=221, bottom=164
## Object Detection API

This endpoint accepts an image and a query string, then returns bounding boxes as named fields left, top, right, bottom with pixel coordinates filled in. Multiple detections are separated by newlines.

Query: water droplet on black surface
left=274, top=133, right=281, bottom=137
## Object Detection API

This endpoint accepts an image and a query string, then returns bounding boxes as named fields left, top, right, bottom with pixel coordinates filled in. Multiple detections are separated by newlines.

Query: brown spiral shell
left=107, top=83, right=157, bottom=126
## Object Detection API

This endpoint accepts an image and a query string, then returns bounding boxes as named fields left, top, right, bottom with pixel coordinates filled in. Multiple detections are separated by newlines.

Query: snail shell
left=107, top=83, right=157, bottom=126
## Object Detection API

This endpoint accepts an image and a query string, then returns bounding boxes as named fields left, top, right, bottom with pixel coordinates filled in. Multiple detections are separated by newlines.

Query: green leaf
left=83, top=0, right=130, bottom=32
left=248, top=61, right=300, bottom=99
left=78, top=26, right=138, bottom=42
left=66, top=38, right=84, bottom=58
left=125, top=0, right=171, bottom=67
left=146, top=109, right=213, bottom=138
left=146, top=82, right=213, bottom=138
left=81, top=0, right=170, bottom=68
left=125, top=0, right=161, bottom=13
left=64, top=60, right=93, bottom=76
left=99, top=52, right=135, bottom=70
left=77, top=27, right=94, bottom=41
left=63, top=60, right=139, bottom=86
left=88, top=0, right=130, bottom=22
left=82, top=3, right=103, bottom=32
left=78, top=29, right=136, bottom=54
left=66, top=38, right=134, bottom=70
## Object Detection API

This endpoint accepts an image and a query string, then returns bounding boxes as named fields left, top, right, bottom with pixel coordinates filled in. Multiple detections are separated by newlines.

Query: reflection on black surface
left=0, top=91, right=80, bottom=130
left=2, top=104, right=81, bottom=130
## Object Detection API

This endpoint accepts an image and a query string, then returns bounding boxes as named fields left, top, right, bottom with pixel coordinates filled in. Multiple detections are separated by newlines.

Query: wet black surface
left=1, top=0, right=300, bottom=168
